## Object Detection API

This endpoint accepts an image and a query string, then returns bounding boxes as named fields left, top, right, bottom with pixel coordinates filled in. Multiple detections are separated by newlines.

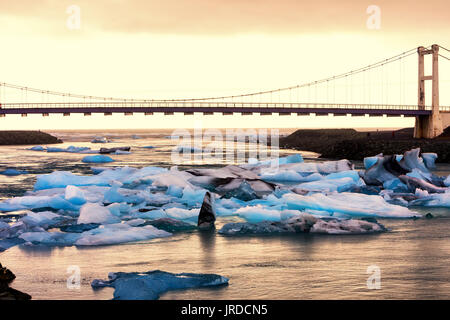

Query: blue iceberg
left=91, top=270, right=229, bottom=300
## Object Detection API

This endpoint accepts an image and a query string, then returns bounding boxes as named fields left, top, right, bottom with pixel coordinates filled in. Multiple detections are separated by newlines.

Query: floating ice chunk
left=249, top=154, right=304, bottom=167
left=296, top=177, right=356, bottom=193
left=445, top=175, right=450, bottom=187
left=75, top=224, right=171, bottom=246
left=112, top=150, right=131, bottom=155
left=20, top=223, right=171, bottom=247
left=406, top=168, right=432, bottom=182
left=91, top=167, right=109, bottom=174
left=34, top=167, right=166, bottom=190
left=325, top=170, right=360, bottom=182
left=129, top=208, right=167, bottom=220
left=283, top=192, right=419, bottom=218
left=415, top=188, right=429, bottom=198
left=410, top=193, right=450, bottom=207
left=0, top=221, right=11, bottom=238
left=20, top=211, right=61, bottom=228
left=164, top=207, right=199, bottom=221
left=46, top=147, right=65, bottom=153
left=363, top=156, right=380, bottom=170
left=362, top=155, right=406, bottom=185
left=0, top=195, right=78, bottom=212
left=82, top=155, right=114, bottom=163
left=279, top=159, right=354, bottom=174
left=28, top=146, right=45, bottom=151
left=77, top=203, right=120, bottom=225
left=20, top=231, right=80, bottom=246
left=0, top=169, right=26, bottom=176
left=91, top=270, right=228, bottom=300
left=64, top=185, right=86, bottom=205
left=106, top=203, right=131, bottom=217
left=151, top=168, right=195, bottom=189
left=219, top=214, right=384, bottom=235
left=399, top=148, right=428, bottom=173
left=125, top=219, right=146, bottom=227
left=383, top=178, right=408, bottom=192
left=235, top=205, right=281, bottom=223
left=91, top=137, right=111, bottom=143
left=166, top=185, right=183, bottom=198
left=175, top=146, right=203, bottom=153
left=235, top=205, right=302, bottom=223
left=422, top=153, right=438, bottom=169
left=310, top=219, right=384, bottom=234
left=260, top=170, right=322, bottom=182
left=145, top=218, right=196, bottom=232
left=180, top=186, right=207, bottom=206
left=398, top=175, right=447, bottom=194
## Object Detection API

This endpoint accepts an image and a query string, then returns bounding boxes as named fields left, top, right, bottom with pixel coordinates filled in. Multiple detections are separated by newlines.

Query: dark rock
left=198, top=192, right=216, bottom=229
left=0, top=264, right=31, bottom=300
left=425, top=213, right=434, bottom=219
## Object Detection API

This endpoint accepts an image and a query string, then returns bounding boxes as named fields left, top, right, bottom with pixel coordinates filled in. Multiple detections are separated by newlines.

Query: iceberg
left=295, top=177, right=357, bottom=193
left=19, top=223, right=171, bottom=247
left=82, top=155, right=114, bottom=164
left=74, top=223, right=171, bottom=246
left=77, top=203, right=121, bottom=224
left=28, top=146, right=45, bottom=151
left=64, top=185, right=86, bottom=205
left=91, top=270, right=228, bottom=300
left=219, top=214, right=385, bottom=235
left=283, top=192, right=419, bottom=218
left=0, top=169, right=27, bottom=176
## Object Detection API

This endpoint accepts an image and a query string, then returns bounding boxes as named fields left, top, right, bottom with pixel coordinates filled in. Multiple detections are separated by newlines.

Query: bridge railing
left=0, top=101, right=441, bottom=111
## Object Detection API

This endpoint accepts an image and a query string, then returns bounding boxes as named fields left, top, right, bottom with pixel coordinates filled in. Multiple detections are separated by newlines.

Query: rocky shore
left=280, top=127, right=450, bottom=163
left=0, top=131, right=62, bottom=145
left=0, top=263, right=31, bottom=300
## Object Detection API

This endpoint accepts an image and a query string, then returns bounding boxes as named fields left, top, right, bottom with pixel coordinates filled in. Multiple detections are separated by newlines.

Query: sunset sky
left=0, top=0, right=449, bottom=129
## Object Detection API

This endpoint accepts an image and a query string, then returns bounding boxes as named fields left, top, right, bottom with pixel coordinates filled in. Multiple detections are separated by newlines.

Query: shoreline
left=280, top=127, right=450, bottom=163
left=0, top=131, right=62, bottom=146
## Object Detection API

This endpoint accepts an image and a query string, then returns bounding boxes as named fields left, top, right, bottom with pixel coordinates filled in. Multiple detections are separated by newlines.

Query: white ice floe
left=0, top=194, right=79, bottom=212
left=0, top=168, right=27, bottom=176
left=82, top=155, right=114, bottom=163
left=19, top=223, right=171, bottom=247
left=260, top=170, right=322, bottom=182
left=77, top=203, right=120, bottom=224
left=283, top=192, right=419, bottom=218
left=64, top=185, right=86, bottom=205
left=34, top=166, right=167, bottom=190
left=91, top=270, right=228, bottom=300
left=410, top=192, right=450, bottom=208
left=444, top=175, right=450, bottom=187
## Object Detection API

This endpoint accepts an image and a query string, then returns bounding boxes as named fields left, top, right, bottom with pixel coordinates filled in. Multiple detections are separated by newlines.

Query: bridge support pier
left=414, top=45, right=444, bottom=139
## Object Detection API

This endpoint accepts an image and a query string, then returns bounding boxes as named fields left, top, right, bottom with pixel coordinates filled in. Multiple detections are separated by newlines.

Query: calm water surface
left=0, top=129, right=449, bottom=299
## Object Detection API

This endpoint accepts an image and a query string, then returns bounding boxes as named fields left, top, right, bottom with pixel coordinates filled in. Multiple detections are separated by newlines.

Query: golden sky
left=0, top=0, right=449, bottom=129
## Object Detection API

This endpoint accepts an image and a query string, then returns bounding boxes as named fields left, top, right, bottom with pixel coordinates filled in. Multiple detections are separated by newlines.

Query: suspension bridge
left=1, top=44, right=450, bottom=138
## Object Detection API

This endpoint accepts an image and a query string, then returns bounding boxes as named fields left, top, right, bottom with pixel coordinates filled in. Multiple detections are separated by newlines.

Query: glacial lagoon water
left=0, top=129, right=449, bottom=299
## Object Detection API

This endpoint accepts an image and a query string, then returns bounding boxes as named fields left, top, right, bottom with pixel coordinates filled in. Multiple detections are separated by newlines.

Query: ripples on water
left=0, top=129, right=449, bottom=299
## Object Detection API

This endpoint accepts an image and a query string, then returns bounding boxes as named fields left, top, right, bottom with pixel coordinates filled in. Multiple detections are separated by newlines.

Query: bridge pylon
left=414, top=44, right=443, bottom=138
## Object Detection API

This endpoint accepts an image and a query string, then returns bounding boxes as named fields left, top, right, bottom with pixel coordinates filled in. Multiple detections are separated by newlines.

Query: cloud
left=0, top=0, right=449, bottom=35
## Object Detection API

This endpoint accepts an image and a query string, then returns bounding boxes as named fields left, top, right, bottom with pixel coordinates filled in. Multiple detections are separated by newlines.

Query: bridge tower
left=414, top=44, right=443, bottom=138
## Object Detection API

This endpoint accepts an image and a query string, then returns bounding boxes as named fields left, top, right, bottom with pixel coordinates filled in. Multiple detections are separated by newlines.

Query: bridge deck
left=0, top=102, right=444, bottom=116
